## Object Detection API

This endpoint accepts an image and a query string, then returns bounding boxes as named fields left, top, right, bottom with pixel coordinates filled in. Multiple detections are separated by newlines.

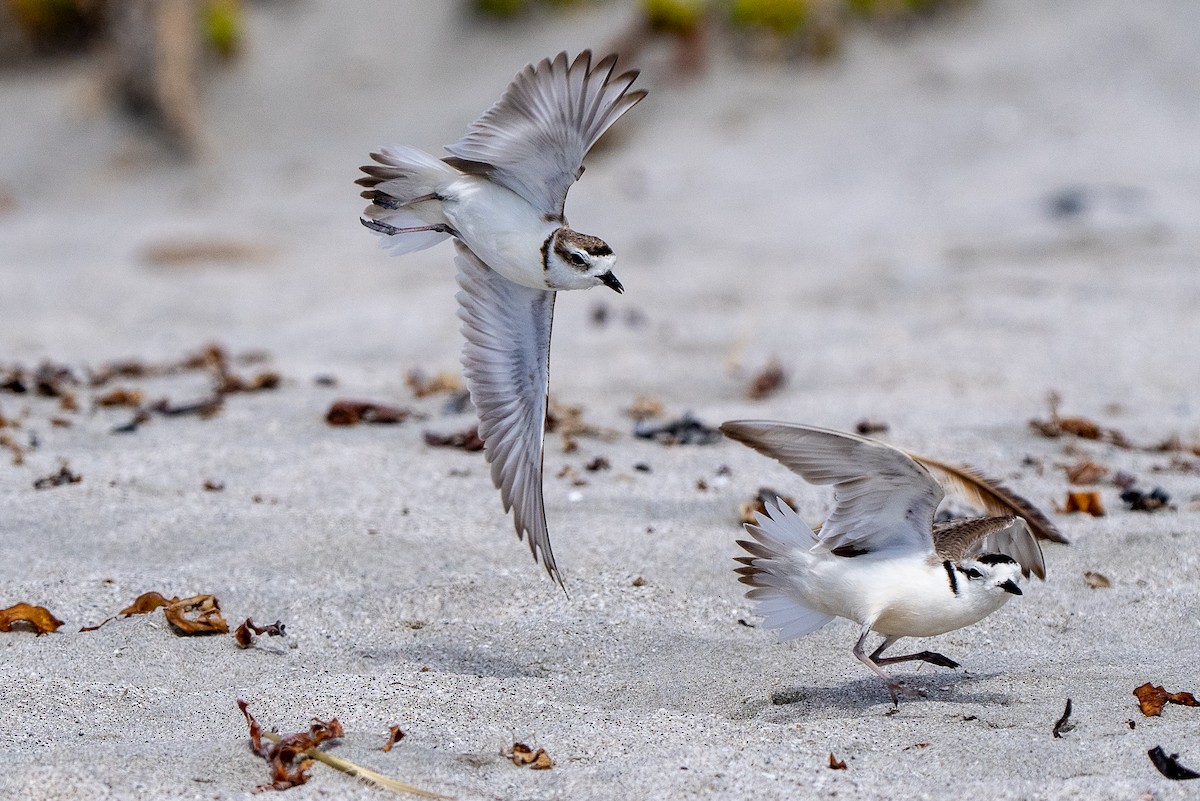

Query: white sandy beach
left=1, top=1, right=1199, bottom=798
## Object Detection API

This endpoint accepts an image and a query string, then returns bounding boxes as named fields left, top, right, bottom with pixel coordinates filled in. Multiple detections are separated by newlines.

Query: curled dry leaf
left=1052, top=698, right=1074, bottom=738
left=738, top=487, right=798, bottom=526
left=1060, top=491, right=1105, bottom=516
left=1134, top=683, right=1199, bottom=717
left=747, top=360, right=787, bottom=400
left=95, top=387, right=144, bottom=408
left=405, top=369, right=463, bottom=398
left=424, top=427, right=485, bottom=451
left=326, top=399, right=413, bottom=426
left=239, top=699, right=344, bottom=792
left=624, top=395, right=663, bottom=421
left=164, top=594, right=228, bottom=636
left=828, top=752, right=847, bottom=770
left=382, top=725, right=406, bottom=753
left=507, top=742, right=554, bottom=770
left=81, top=591, right=176, bottom=631
left=547, top=401, right=619, bottom=441
left=1082, top=571, right=1111, bottom=589
left=235, top=618, right=286, bottom=649
left=1065, top=460, right=1108, bottom=485
left=33, top=463, right=81, bottom=490
left=0, top=602, right=64, bottom=635
left=1148, top=747, right=1200, bottom=781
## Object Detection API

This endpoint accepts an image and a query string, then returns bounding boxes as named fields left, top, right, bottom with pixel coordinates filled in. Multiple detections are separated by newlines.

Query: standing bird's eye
left=569, top=252, right=587, bottom=267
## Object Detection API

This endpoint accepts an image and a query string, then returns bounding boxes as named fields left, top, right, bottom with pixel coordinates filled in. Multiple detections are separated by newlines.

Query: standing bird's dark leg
left=870, top=636, right=961, bottom=669
left=853, top=628, right=926, bottom=705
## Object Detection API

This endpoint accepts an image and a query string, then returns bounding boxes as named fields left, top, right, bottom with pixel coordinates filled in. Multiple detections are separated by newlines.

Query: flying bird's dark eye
left=569, top=252, right=587, bottom=267
left=964, top=567, right=983, bottom=579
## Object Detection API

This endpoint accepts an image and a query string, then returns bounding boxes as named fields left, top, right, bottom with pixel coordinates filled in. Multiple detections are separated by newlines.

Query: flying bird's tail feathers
left=736, top=498, right=834, bottom=640
left=357, top=145, right=458, bottom=255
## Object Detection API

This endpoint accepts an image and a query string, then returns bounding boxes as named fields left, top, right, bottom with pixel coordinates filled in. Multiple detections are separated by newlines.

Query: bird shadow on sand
left=356, top=642, right=554, bottom=680
left=732, top=670, right=1011, bottom=720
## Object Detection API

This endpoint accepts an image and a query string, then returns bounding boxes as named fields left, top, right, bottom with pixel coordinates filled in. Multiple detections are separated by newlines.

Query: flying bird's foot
left=360, top=217, right=457, bottom=237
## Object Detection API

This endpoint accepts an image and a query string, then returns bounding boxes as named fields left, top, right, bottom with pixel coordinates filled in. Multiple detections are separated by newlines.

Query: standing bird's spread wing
left=932, top=516, right=1046, bottom=579
left=720, top=421, right=942, bottom=557
left=444, top=50, right=646, bottom=218
left=453, top=243, right=560, bottom=585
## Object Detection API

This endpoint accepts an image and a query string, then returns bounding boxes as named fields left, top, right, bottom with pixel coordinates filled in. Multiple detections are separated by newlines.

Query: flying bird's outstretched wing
left=720, top=421, right=943, bottom=557
left=454, top=243, right=560, bottom=585
left=444, top=50, right=646, bottom=218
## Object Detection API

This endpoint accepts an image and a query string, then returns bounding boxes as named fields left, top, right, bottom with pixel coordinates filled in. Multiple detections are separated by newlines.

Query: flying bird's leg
left=369, top=192, right=441, bottom=210
left=870, top=637, right=961, bottom=670
left=853, top=627, right=925, bottom=705
left=360, top=218, right=458, bottom=237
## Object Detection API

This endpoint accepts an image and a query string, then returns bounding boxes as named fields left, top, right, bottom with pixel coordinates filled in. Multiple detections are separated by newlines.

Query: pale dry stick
left=260, top=731, right=453, bottom=799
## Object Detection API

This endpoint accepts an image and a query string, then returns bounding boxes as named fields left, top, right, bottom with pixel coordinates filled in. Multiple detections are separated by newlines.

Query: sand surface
left=2, top=1, right=1199, bottom=798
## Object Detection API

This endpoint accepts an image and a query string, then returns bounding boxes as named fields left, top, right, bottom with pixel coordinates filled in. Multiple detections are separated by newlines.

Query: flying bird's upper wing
left=444, top=50, right=646, bottom=217
left=454, top=243, right=560, bottom=586
left=720, top=421, right=942, bottom=556
left=932, top=516, right=1047, bottom=579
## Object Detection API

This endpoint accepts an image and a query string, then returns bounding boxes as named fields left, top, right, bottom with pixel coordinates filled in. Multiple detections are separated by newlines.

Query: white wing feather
left=444, top=50, right=646, bottom=217
left=454, top=243, right=560, bottom=585
left=721, top=421, right=942, bottom=557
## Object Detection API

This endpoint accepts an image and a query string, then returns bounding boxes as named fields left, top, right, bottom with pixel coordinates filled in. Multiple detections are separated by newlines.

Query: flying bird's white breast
left=440, top=177, right=559, bottom=290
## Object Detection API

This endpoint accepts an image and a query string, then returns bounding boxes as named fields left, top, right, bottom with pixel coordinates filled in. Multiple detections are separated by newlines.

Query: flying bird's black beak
left=999, top=579, right=1022, bottom=595
left=598, top=271, right=624, bottom=294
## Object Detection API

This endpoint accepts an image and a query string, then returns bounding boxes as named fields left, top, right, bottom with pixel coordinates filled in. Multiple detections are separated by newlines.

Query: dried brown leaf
left=405, top=369, right=463, bottom=398
left=1064, top=460, right=1108, bottom=485
left=163, top=594, right=228, bottom=636
left=33, top=463, right=81, bottom=490
left=238, top=699, right=343, bottom=792
left=326, top=399, right=412, bottom=426
left=0, top=602, right=64, bottom=635
left=121, top=591, right=175, bottom=617
left=1060, top=490, right=1105, bottom=516
left=747, top=360, right=787, bottom=400
left=95, top=387, right=144, bottom=407
left=1134, top=683, right=1199, bottom=717
left=1082, top=571, right=1111, bottom=589
left=623, top=395, right=663, bottom=421
left=382, top=725, right=406, bottom=753
left=507, top=742, right=553, bottom=770
left=234, top=618, right=286, bottom=649
left=424, top=427, right=485, bottom=451
left=828, top=752, right=847, bottom=770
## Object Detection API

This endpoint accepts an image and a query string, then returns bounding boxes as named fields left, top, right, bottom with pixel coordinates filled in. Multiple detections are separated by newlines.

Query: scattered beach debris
left=326, top=399, right=413, bottom=426
left=1120, top=486, right=1172, bottom=512
left=1029, top=392, right=1130, bottom=447
left=506, top=742, right=554, bottom=770
left=633, top=462, right=652, bottom=473
left=855, top=419, right=889, bottom=435
left=0, top=431, right=25, bottom=465
left=0, top=602, right=64, bottom=635
left=405, top=368, right=463, bottom=398
left=634, top=412, right=720, bottom=445
left=1064, top=460, right=1108, bottom=485
left=33, top=462, right=81, bottom=490
left=1052, top=698, right=1074, bottom=738
left=164, top=594, right=229, bottom=636
left=203, top=479, right=225, bottom=491
left=1060, top=490, right=1105, bottom=516
left=424, top=427, right=485, bottom=452
left=235, top=618, right=286, bottom=649
left=828, top=753, right=847, bottom=770
left=95, top=387, right=144, bottom=408
left=1148, top=747, right=1200, bottom=781
left=747, top=360, right=786, bottom=400
left=585, top=456, right=610, bottom=472
left=382, top=725, right=406, bottom=753
left=1082, top=571, right=1111, bottom=589
left=738, top=487, right=798, bottom=525
left=1134, top=683, right=1199, bottom=717
left=631, top=576, right=647, bottom=587
left=239, top=699, right=344, bottom=792
left=623, top=395, right=664, bottom=421
left=547, top=401, right=619, bottom=442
